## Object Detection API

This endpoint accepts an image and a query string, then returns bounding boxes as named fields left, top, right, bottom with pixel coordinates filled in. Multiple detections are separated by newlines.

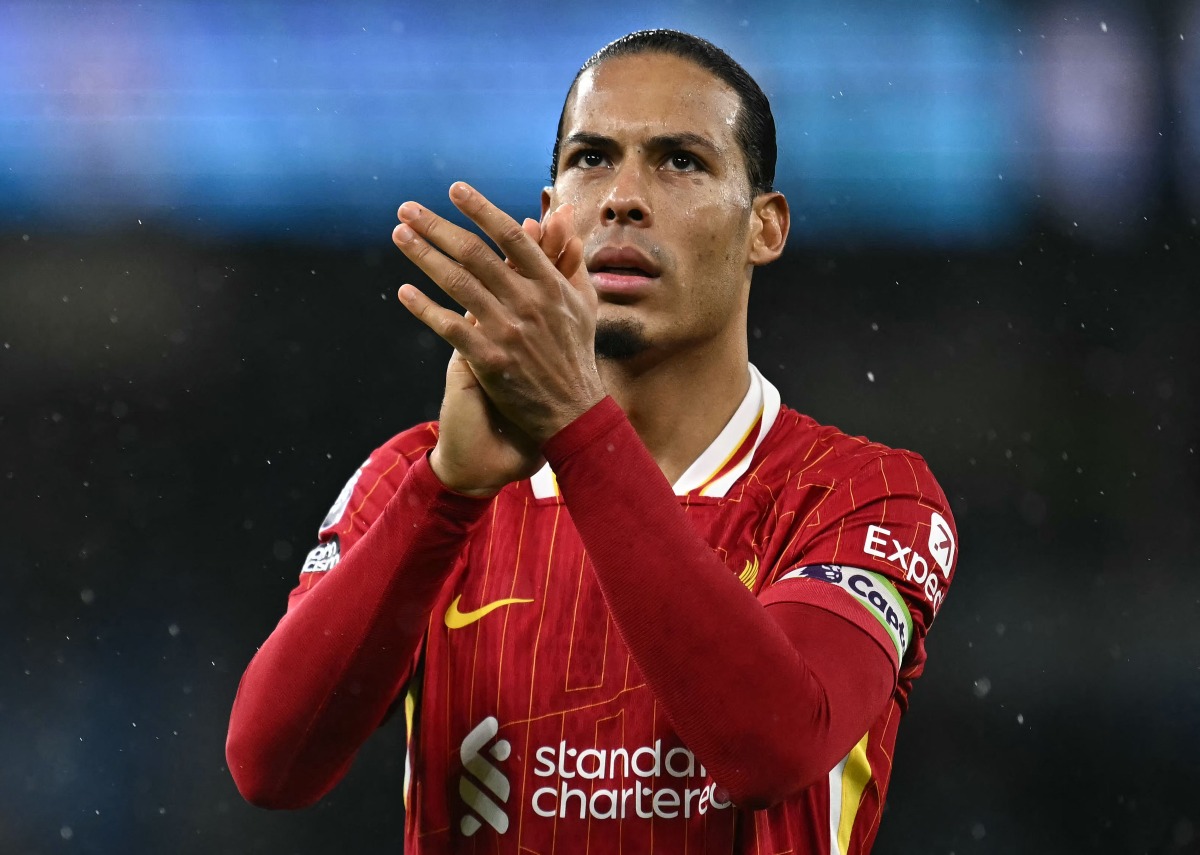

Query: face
left=544, top=52, right=787, bottom=361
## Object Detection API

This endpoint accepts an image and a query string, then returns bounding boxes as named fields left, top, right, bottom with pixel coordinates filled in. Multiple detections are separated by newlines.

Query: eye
left=570, top=150, right=609, bottom=170
left=664, top=152, right=701, bottom=172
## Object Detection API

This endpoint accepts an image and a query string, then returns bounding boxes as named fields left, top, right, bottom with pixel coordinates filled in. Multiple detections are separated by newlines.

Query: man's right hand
left=420, top=203, right=583, bottom=497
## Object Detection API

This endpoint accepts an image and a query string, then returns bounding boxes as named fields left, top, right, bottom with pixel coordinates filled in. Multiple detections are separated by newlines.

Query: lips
left=587, top=246, right=661, bottom=296
left=587, top=246, right=661, bottom=278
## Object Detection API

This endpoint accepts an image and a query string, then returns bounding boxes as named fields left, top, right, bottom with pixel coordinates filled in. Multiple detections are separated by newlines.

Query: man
left=227, top=29, right=958, bottom=854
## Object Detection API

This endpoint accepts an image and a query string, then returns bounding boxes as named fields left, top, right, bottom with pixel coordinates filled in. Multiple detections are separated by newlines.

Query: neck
left=599, top=334, right=751, bottom=486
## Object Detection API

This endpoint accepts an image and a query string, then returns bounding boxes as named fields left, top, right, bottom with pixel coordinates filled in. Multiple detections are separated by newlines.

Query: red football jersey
left=293, top=365, right=958, bottom=853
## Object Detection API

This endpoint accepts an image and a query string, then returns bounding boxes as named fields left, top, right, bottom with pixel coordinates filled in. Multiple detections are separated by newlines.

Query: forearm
left=226, top=455, right=491, bottom=808
left=543, top=399, right=895, bottom=807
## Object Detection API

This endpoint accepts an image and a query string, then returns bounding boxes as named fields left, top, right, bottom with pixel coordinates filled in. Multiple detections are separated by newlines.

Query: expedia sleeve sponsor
left=778, top=564, right=912, bottom=660
left=862, top=511, right=954, bottom=614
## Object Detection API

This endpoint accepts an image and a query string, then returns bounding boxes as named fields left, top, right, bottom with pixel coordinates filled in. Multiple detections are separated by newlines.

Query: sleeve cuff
left=541, top=396, right=627, bottom=468
left=400, top=452, right=497, bottom=526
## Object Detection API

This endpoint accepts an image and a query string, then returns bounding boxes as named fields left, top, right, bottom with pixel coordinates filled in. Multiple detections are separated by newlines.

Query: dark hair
left=549, top=29, right=777, bottom=196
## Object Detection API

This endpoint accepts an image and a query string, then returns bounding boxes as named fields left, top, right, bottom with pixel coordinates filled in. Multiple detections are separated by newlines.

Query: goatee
left=594, top=319, right=650, bottom=360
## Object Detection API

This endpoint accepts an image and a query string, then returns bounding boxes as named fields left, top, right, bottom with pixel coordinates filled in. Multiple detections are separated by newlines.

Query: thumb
left=445, top=348, right=482, bottom=390
left=557, top=235, right=590, bottom=294
left=543, top=204, right=589, bottom=294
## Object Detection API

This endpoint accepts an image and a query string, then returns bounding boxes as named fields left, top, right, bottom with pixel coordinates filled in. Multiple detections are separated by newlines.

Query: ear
left=748, top=191, right=790, bottom=266
left=540, top=187, right=554, bottom=223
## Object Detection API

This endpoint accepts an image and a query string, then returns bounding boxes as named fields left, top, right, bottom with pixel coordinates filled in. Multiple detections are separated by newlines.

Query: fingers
left=540, top=204, right=587, bottom=286
left=506, top=219, right=542, bottom=270
left=392, top=214, right=506, bottom=317
left=558, top=235, right=588, bottom=292
left=396, top=283, right=486, bottom=355
left=394, top=183, right=579, bottom=315
left=507, top=210, right=582, bottom=288
left=540, top=205, right=570, bottom=266
left=446, top=182, right=555, bottom=278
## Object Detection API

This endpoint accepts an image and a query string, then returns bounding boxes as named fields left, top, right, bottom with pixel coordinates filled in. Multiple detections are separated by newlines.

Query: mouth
left=588, top=268, right=658, bottom=297
left=587, top=248, right=661, bottom=295
left=592, top=266, right=656, bottom=280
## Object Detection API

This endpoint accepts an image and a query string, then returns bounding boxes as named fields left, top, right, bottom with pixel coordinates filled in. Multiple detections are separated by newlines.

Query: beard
left=594, top=318, right=650, bottom=360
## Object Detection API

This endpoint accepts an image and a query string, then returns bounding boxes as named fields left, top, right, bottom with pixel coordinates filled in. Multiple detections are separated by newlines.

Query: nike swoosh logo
left=444, top=594, right=534, bottom=629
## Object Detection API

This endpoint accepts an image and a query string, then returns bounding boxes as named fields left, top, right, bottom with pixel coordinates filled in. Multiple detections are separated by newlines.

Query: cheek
left=682, top=194, right=748, bottom=238
left=558, top=186, right=584, bottom=208
left=554, top=181, right=606, bottom=238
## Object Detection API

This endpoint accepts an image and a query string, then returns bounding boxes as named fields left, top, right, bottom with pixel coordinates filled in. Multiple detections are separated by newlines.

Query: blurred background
left=1, top=0, right=1197, bottom=852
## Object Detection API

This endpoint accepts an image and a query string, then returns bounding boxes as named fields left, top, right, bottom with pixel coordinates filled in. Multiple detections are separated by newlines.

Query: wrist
left=428, top=446, right=501, bottom=498
left=540, top=395, right=624, bottom=457
left=533, top=387, right=608, bottom=446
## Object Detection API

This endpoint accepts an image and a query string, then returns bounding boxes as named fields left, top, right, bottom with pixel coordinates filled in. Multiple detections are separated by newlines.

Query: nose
left=601, top=164, right=652, bottom=227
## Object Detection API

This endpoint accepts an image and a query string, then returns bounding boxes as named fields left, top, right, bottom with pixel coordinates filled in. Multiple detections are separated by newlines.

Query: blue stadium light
left=0, top=1, right=1081, bottom=248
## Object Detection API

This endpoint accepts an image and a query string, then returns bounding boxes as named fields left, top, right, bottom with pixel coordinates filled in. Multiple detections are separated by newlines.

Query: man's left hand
left=393, top=182, right=605, bottom=445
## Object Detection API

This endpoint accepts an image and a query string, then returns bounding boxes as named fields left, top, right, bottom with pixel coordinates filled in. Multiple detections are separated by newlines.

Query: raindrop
left=973, top=677, right=992, bottom=698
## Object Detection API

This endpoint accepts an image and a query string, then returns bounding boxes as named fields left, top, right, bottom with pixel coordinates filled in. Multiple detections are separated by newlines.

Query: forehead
left=562, top=53, right=742, bottom=150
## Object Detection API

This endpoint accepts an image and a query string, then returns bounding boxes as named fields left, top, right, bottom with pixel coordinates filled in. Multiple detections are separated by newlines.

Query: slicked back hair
left=549, top=29, right=777, bottom=197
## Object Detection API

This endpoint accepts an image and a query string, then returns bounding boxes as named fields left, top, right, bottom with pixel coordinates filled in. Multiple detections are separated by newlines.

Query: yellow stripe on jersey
left=697, top=404, right=764, bottom=496
left=403, top=684, right=417, bottom=812
left=836, top=731, right=873, bottom=854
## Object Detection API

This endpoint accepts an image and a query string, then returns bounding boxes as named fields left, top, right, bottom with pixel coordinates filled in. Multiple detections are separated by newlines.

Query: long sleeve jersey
left=227, top=364, right=959, bottom=854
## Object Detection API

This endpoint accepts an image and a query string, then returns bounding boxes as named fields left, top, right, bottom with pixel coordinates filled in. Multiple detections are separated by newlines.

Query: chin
left=594, top=318, right=650, bottom=360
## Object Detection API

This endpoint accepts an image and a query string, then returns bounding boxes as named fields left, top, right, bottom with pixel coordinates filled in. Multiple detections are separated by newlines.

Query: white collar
left=529, top=363, right=781, bottom=500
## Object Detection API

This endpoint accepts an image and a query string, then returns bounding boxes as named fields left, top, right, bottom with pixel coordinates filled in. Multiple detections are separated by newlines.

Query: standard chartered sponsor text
left=530, top=739, right=731, bottom=820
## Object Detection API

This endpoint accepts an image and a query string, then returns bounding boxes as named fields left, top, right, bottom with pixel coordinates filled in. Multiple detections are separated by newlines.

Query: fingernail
left=450, top=183, right=470, bottom=202
left=398, top=201, right=420, bottom=219
left=395, top=224, right=415, bottom=243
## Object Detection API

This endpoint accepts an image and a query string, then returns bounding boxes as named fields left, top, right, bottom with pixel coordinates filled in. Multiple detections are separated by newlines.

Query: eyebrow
left=561, top=131, right=722, bottom=156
